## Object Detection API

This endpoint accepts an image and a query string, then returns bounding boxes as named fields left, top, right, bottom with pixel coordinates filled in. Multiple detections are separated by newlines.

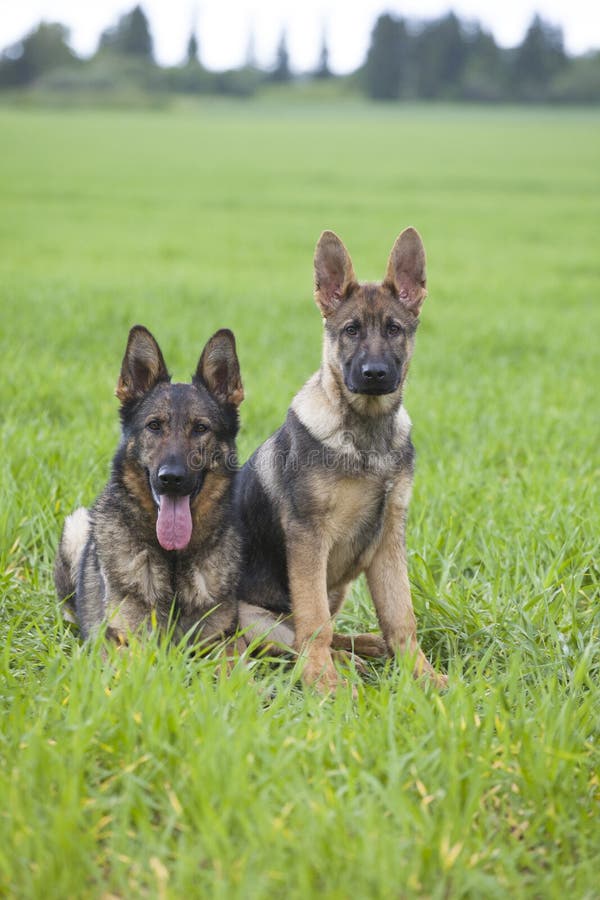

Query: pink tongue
left=156, top=495, right=192, bottom=551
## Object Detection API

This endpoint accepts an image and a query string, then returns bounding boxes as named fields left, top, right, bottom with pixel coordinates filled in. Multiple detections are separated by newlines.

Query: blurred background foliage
left=0, top=5, right=598, bottom=105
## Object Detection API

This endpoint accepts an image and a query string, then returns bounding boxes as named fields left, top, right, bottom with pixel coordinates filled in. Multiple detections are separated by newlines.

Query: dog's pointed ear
left=194, top=329, right=244, bottom=408
left=384, top=227, right=427, bottom=315
left=314, top=230, right=356, bottom=317
left=116, top=325, right=170, bottom=405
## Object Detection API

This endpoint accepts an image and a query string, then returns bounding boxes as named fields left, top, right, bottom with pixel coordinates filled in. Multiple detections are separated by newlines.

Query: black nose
left=158, top=463, right=187, bottom=490
left=361, top=362, right=389, bottom=381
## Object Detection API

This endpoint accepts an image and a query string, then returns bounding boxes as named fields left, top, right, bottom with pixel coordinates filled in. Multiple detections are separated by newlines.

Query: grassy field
left=1, top=102, right=599, bottom=898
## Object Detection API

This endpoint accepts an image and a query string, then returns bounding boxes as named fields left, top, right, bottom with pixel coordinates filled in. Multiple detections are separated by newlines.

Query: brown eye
left=387, top=322, right=402, bottom=337
left=192, top=422, right=208, bottom=435
left=146, top=419, right=162, bottom=432
left=344, top=322, right=359, bottom=337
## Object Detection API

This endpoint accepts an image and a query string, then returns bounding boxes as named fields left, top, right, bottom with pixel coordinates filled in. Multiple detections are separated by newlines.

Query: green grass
left=1, top=101, right=599, bottom=898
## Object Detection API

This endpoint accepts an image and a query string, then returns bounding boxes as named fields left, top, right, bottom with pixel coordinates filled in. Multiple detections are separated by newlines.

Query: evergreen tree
left=186, top=31, right=199, bottom=65
left=364, top=14, right=407, bottom=100
left=460, top=24, right=508, bottom=101
left=271, top=31, right=291, bottom=82
left=512, top=14, right=567, bottom=99
left=415, top=13, right=469, bottom=98
left=315, top=29, right=332, bottom=79
left=99, top=5, right=153, bottom=61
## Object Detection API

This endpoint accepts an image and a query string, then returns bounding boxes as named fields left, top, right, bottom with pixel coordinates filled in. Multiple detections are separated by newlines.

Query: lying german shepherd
left=234, top=227, right=447, bottom=691
left=55, top=325, right=245, bottom=647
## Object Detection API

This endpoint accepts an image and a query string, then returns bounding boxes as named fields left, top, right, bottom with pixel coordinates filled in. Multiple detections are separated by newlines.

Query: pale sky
left=1, top=0, right=599, bottom=72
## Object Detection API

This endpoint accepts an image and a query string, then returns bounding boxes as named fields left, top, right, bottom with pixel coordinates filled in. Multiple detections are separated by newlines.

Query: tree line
left=0, top=5, right=598, bottom=103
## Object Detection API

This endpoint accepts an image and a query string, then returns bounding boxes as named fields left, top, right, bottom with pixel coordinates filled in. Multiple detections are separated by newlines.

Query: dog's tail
left=54, top=506, right=90, bottom=624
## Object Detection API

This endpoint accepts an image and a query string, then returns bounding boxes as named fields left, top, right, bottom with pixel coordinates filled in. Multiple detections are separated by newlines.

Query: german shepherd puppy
left=54, top=325, right=244, bottom=646
left=234, top=228, right=447, bottom=691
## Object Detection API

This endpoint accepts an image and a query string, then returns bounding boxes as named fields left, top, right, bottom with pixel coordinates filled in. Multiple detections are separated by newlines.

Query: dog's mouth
left=345, top=382, right=399, bottom=397
left=155, top=494, right=193, bottom=551
left=149, top=474, right=204, bottom=552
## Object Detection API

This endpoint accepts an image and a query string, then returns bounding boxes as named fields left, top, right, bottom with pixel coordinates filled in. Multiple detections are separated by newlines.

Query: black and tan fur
left=234, top=228, right=447, bottom=691
left=55, top=325, right=244, bottom=647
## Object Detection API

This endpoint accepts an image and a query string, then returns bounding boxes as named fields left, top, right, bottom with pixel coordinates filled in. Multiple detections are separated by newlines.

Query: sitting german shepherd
left=234, top=227, right=447, bottom=691
left=54, top=325, right=245, bottom=647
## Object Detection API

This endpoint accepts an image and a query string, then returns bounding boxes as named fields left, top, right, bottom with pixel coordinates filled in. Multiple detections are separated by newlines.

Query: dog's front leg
left=366, top=513, right=447, bottom=688
left=287, top=528, right=339, bottom=693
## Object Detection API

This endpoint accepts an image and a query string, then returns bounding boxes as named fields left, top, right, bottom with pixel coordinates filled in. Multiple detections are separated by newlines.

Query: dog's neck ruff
left=291, top=365, right=410, bottom=462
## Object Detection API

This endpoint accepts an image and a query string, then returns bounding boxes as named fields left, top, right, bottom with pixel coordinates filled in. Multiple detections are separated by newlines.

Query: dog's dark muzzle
left=155, top=462, right=199, bottom=499
left=346, top=359, right=400, bottom=396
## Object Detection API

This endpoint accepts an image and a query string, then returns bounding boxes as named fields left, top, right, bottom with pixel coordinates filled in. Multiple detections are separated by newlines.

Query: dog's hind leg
left=331, top=632, right=388, bottom=657
left=329, top=633, right=387, bottom=676
left=237, top=602, right=295, bottom=654
left=239, top=603, right=388, bottom=658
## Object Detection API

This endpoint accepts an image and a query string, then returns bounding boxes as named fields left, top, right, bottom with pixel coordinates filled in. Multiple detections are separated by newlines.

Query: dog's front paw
left=413, top=649, right=448, bottom=690
left=331, top=648, right=369, bottom=676
left=435, top=672, right=449, bottom=689
left=302, top=649, right=343, bottom=695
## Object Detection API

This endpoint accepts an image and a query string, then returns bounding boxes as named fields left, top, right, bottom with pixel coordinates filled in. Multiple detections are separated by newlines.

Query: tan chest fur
left=324, top=472, right=401, bottom=591
left=292, top=375, right=414, bottom=593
